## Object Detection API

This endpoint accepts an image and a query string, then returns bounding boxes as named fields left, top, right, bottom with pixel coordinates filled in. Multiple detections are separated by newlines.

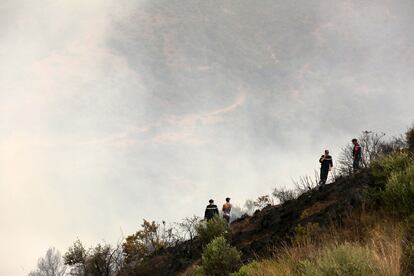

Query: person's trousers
left=353, top=158, right=361, bottom=171
left=320, top=168, right=329, bottom=185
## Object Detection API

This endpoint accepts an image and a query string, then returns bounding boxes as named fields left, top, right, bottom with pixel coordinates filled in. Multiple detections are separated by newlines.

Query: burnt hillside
left=121, top=170, right=376, bottom=276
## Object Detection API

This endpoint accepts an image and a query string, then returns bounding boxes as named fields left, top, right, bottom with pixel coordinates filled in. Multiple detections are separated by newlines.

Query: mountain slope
left=121, top=170, right=376, bottom=275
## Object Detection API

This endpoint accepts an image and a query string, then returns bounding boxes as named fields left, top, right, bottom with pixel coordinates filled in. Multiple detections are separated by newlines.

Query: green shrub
left=230, top=261, right=259, bottom=276
left=407, top=126, right=414, bottom=153
left=196, top=216, right=231, bottom=245
left=201, top=236, right=242, bottom=276
left=292, top=223, right=322, bottom=246
left=401, top=216, right=414, bottom=275
left=380, top=163, right=414, bottom=216
left=190, top=265, right=205, bottom=276
left=296, top=243, right=378, bottom=276
left=371, top=152, right=412, bottom=187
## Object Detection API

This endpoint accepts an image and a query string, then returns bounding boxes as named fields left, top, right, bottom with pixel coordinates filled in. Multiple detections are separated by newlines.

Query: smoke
left=1, top=1, right=414, bottom=275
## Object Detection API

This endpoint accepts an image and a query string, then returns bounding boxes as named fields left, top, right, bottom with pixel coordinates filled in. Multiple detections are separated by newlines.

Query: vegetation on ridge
left=29, top=125, right=414, bottom=276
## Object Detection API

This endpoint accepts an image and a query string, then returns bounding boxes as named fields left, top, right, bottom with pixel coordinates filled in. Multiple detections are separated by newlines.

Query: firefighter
left=319, top=150, right=333, bottom=186
left=204, top=199, right=219, bottom=221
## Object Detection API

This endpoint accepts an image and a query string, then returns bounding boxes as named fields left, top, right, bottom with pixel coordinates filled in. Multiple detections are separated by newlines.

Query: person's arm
left=330, top=158, right=333, bottom=168
left=204, top=207, right=208, bottom=220
left=319, top=155, right=324, bottom=163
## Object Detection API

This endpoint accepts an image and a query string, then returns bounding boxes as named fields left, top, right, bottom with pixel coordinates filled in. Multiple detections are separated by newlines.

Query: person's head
left=225, top=197, right=230, bottom=203
left=209, top=199, right=214, bottom=204
left=352, top=138, right=358, bottom=145
left=324, top=150, right=329, bottom=155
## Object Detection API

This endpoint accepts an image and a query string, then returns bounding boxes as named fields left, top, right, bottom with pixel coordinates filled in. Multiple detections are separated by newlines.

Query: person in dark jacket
left=352, top=138, right=362, bottom=172
left=204, top=199, right=219, bottom=221
left=319, top=150, right=333, bottom=186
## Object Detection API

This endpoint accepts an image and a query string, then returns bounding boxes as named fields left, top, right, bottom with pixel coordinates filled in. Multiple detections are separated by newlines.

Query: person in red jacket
left=352, top=138, right=362, bottom=172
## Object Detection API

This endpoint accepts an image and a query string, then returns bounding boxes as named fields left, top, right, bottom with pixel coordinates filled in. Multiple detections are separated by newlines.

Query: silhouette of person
left=222, top=197, right=232, bottom=223
left=204, top=199, right=219, bottom=221
left=319, top=150, right=333, bottom=186
left=352, top=138, right=362, bottom=172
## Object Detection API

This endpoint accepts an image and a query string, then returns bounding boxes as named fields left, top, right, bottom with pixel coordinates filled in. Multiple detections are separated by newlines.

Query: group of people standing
left=203, top=138, right=363, bottom=222
left=319, top=138, right=362, bottom=186
left=204, top=197, right=232, bottom=222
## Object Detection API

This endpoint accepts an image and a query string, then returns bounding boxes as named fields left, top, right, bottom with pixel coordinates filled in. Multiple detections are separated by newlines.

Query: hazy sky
left=1, top=1, right=413, bottom=275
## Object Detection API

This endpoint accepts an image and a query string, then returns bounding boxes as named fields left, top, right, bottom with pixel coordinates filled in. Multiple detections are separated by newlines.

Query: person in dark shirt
left=352, top=138, right=362, bottom=172
left=319, top=150, right=333, bottom=186
left=204, top=199, right=219, bottom=221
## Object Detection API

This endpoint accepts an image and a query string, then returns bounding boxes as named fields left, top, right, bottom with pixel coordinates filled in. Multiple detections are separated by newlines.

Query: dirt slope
left=121, top=170, right=375, bottom=275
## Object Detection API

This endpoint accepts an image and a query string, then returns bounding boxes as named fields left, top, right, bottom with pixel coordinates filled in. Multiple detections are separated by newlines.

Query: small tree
left=381, top=163, right=414, bottom=216
left=64, top=240, right=87, bottom=275
left=195, top=216, right=230, bottom=245
left=406, top=126, right=414, bottom=153
left=85, top=244, right=123, bottom=276
left=123, top=220, right=163, bottom=265
left=160, top=220, right=180, bottom=246
left=201, top=236, right=242, bottom=275
left=176, top=216, right=201, bottom=243
left=29, top=247, right=66, bottom=276
left=253, top=195, right=273, bottom=210
left=64, top=239, right=123, bottom=276
left=337, top=131, right=387, bottom=175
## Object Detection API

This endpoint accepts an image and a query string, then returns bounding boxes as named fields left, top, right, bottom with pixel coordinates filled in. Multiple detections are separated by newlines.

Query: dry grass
left=234, top=211, right=406, bottom=276
left=369, top=222, right=403, bottom=276
left=182, top=211, right=406, bottom=275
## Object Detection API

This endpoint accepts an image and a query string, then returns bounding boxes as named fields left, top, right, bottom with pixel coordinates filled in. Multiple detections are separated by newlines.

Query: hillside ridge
left=123, top=169, right=375, bottom=275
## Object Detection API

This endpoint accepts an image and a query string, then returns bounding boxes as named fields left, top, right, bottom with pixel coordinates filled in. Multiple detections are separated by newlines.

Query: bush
left=380, top=163, right=414, bottom=216
left=64, top=240, right=123, bottom=276
left=371, top=152, right=412, bottom=187
left=122, top=219, right=178, bottom=265
left=292, top=223, right=322, bottom=246
left=29, top=248, right=66, bottom=276
left=407, top=126, right=414, bottom=153
left=201, top=236, right=242, bottom=276
left=230, top=261, right=259, bottom=276
left=254, top=195, right=273, bottom=210
left=122, top=220, right=163, bottom=264
left=196, top=216, right=230, bottom=245
left=190, top=265, right=205, bottom=276
left=296, top=243, right=378, bottom=276
left=337, top=131, right=387, bottom=175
